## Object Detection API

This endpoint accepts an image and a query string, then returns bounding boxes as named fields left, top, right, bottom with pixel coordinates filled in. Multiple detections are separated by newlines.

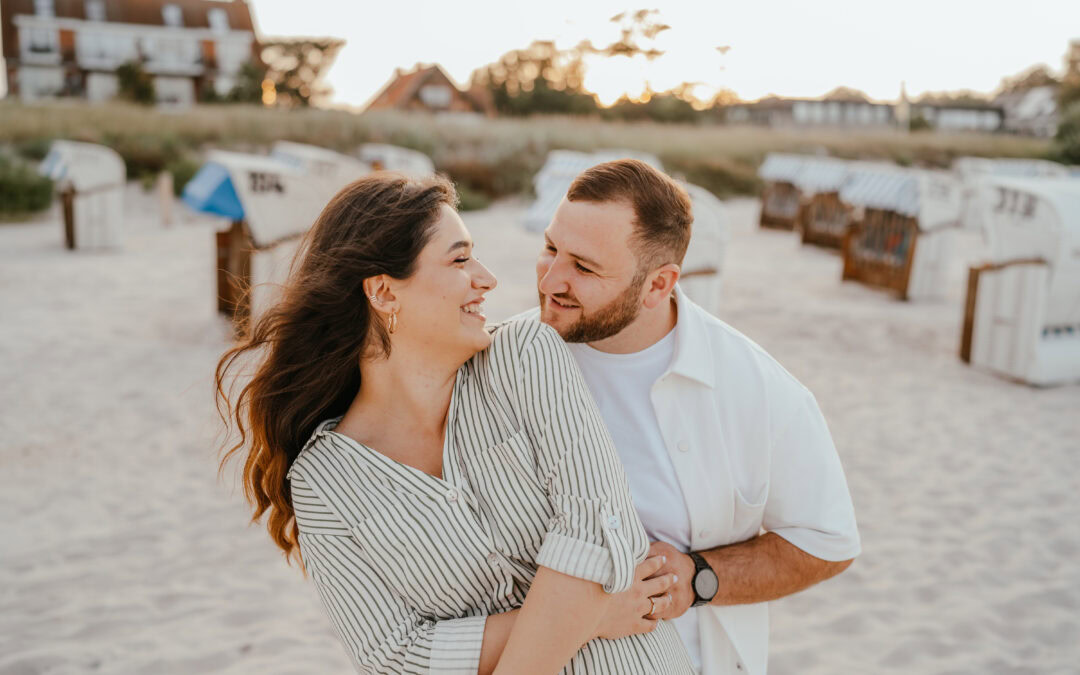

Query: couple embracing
left=216, top=160, right=860, bottom=674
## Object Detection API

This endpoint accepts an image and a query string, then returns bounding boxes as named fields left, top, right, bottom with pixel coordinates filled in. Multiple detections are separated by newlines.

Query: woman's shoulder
left=483, top=315, right=569, bottom=369
left=287, top=417, right=349, bottom=484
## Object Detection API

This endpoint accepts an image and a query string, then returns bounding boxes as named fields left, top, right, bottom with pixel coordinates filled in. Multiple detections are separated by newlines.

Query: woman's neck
left=340, top=343, right=461, bottom=450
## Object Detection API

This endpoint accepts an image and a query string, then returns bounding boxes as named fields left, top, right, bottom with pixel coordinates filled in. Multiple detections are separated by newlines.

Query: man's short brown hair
left=566, top=159, right=693, bottom=271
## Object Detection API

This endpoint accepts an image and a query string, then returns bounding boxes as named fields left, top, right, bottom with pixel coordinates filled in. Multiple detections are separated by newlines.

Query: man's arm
left=647, top=534, right=854, bottom=618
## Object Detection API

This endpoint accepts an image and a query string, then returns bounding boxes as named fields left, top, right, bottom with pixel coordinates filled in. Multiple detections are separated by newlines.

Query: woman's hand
left=593, top=555, right=677, bottom=641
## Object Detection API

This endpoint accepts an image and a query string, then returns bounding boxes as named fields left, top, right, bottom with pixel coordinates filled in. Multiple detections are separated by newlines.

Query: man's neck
left=586, top=294, right=678, bottom=354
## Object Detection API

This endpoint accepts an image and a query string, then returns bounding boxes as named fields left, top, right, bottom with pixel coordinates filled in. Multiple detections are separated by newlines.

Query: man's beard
left=541, top=268, right=648, bottom=343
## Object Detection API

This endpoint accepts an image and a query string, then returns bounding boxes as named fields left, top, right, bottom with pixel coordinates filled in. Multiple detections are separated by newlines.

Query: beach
left=1, top=187, right=1078, bottom=674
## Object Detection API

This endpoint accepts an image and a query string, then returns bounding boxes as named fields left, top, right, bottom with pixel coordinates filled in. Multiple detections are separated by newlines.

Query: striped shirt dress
left=288, top=319, right=694, bottom=674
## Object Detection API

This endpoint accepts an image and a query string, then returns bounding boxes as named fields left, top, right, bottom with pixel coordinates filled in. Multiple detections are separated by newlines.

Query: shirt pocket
left=729, top=482, right=768, bottom=544
left=478, top=430, right=551, bottom=560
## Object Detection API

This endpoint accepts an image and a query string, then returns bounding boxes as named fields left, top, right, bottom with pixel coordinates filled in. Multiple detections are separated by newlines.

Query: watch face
left=694, top=568, right=719, bottom=600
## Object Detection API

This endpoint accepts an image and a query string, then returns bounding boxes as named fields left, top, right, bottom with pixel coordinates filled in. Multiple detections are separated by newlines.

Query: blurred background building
left=1, top=0, right=258, bottom=104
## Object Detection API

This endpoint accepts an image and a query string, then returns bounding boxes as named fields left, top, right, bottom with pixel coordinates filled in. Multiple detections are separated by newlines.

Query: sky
left=246, top=0, right=1080, bottom=109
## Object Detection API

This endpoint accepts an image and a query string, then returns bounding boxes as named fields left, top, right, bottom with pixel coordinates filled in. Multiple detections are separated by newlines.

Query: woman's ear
left=363, top=275, right=399, bottom=314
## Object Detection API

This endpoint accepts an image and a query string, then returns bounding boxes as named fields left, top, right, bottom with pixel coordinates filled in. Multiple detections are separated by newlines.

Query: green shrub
left=14, top=137, right=53, bottom=161
left=0, top=155, right=53, bottom=215
left=166, top=156, right=202, bottom=196
left=116, top=61, right=155, bottom=105
left=1051, top=102, right=1080, bottom=165
left=455, top=183, right=492, bottom=211
left=102, top=133, right=183, bottom=181
left=661, top=156, right=762, bottom=198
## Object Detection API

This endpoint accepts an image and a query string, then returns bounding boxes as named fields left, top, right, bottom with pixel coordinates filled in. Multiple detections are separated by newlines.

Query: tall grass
left=0, top=101, right=1055, bottom=198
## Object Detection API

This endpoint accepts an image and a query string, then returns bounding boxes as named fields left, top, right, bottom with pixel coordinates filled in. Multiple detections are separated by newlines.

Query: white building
left=2, top=0, right=258, bottom=105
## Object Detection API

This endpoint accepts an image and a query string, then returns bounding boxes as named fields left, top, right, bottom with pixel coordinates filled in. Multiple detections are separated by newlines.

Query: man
left=523, top=160, right=860, bottom=674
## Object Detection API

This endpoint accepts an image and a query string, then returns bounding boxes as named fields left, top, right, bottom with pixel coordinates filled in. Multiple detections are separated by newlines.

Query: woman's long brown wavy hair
left=215, top=172, right=458, bottom=564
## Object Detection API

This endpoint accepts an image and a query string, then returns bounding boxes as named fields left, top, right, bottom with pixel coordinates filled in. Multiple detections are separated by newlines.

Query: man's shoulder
left=683, top=297, right=812, bottom=399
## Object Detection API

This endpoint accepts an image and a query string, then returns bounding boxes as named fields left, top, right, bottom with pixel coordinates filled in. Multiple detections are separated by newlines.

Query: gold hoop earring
left=388, top=311, right=398, bottom=334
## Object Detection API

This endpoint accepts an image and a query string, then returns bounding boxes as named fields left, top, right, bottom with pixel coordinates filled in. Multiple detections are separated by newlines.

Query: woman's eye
left=454, top=257, right=470, bottom=264
left=575, top=263, right=592, bottom=274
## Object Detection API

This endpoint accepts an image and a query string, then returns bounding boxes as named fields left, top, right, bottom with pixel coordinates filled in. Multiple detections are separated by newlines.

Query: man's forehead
left=548, top=199, right=636, bottom=255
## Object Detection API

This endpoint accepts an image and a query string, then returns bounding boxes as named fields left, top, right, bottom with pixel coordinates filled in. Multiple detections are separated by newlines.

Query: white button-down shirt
left=522, top=285, right=860, bottom=675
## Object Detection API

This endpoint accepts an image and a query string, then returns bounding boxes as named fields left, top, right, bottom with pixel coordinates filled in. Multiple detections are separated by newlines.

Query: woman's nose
left=473, top=259, right=497, bottom=290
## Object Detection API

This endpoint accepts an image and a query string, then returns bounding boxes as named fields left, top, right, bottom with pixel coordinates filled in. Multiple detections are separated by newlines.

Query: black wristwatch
left=688, top=551, right=718, bottom=607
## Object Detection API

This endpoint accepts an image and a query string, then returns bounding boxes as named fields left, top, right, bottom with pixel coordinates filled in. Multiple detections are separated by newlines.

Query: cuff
left=430, top=615, right=488, bottom=674
left=771, top=527, right=862, bottom=562
left=536, top=531, right=616, bottom=589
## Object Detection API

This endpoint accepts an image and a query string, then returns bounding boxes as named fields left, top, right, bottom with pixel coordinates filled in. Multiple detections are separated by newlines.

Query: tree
left=470, top=40, right=598, bottom=116
left=226, top=61, right=269, bottom=104
left=998, top=65, right=1060, bottom=94
left=257, top=38, right=345, bottom=107
left=1052, top=101, right=1080, bottom=163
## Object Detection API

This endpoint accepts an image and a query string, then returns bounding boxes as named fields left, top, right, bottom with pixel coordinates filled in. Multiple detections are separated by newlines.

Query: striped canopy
left=840, top=167, right=962, bottom=230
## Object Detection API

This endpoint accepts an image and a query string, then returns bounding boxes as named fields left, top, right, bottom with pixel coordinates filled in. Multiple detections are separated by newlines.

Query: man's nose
left=537, top=259, right=568, bottom=296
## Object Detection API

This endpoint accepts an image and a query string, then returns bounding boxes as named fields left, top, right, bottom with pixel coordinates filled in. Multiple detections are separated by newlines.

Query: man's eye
left=575, top=263, right=592, bottom=274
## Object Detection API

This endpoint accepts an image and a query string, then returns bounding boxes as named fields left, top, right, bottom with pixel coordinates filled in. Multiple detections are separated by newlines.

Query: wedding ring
left=648, top=596, right=657, bottom=617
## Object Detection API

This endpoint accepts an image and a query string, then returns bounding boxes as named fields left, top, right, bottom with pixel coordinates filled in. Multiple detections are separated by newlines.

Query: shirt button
left=698, top=529, right=709, bottom=539
left=736, top=663, right=743, bottom=670
left=487, top=552, right=499, bottom=564
left=678, top=440, right=690, bottom=452
left=606, top=515, right=621, bottom=530
left=445, top=489, right=458, bottom=503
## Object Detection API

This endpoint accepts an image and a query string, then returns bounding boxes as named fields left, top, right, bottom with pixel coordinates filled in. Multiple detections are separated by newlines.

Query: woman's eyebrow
left=446, top=240, right=472, bottom=254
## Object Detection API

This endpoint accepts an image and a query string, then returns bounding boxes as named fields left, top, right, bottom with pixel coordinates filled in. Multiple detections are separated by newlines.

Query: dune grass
left=0, top=100, right=1056, bottom=199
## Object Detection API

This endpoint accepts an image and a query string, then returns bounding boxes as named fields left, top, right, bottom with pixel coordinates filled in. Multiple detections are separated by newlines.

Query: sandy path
left=1, top=189, right=1077, bottom=674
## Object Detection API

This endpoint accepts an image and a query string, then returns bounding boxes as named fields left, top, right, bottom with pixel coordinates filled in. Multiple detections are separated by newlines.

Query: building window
left=208, top=8, right=230, bottom=33
left=34, top=0, right=55, bottom=17
left=85, top=0, right=106, bottom=21
left=419, top=84, right=453, bottom=109
left=26, top=28, right=59, bottom=54
left=162, top=4, right=184, bottom=27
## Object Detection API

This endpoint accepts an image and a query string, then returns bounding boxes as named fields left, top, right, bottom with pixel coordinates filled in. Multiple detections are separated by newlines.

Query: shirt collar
left=666, top=284, right=716, bottom=389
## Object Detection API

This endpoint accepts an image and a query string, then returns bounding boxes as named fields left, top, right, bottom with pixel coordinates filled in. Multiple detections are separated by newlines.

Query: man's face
left=536, top=198, right=646, bottom=343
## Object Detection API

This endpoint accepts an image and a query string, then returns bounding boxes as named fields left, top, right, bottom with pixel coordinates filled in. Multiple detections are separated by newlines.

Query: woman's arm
left=489, top=322, right=675, bottom=672
left=480, top=556, right=674, bottom=675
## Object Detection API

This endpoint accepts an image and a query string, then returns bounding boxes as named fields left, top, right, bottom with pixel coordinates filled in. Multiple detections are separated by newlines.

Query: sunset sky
left=248, top=0, right=1080, bottom=109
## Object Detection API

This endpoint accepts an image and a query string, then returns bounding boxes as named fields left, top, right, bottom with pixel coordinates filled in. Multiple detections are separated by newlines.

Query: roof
left=2, top=0, right=256, bottom=60
left=975, top=176, right=1080, bottom=324
left=757, top=153, right=810, bottom=183
left=182, top=148, right=371, bottom=249
left=356, top=144, right=434, bottom=178
left=365, top=63, right=490, bottom=114
left=839, top=167, right=962, bottom=230
left=39, top=140, right=125, bottom=191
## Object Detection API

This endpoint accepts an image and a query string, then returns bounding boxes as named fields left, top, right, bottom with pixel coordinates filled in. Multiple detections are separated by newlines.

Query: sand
left=1, top=186, right=1077, bottom=674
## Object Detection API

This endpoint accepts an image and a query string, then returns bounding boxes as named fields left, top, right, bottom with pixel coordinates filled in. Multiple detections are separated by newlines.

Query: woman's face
left=392, top=204, right=497, bottom=361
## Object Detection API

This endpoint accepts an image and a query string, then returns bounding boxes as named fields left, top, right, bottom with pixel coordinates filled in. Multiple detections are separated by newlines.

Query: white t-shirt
left=568, top=329, right=703, bottom=671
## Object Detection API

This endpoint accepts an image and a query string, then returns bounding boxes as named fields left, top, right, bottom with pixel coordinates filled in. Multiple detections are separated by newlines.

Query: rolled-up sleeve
left=291, top=473, right=487, bottom=674
left=514, top=322, right=648, bottom=593
left=763, top=389, right=861, bottom=562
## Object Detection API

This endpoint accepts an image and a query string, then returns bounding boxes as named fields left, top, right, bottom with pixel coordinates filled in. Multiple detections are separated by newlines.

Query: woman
left=216, top=173, right=693, bottom=673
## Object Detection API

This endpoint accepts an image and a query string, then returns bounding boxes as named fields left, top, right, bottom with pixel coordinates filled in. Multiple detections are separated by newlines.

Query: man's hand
left=646, top=541, right=698, bottom=620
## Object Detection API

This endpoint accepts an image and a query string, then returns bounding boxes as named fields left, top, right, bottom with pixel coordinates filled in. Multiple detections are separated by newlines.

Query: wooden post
left=61, top=187, right=76, bottom=250
left=959, top=266, right=981, bottom=363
